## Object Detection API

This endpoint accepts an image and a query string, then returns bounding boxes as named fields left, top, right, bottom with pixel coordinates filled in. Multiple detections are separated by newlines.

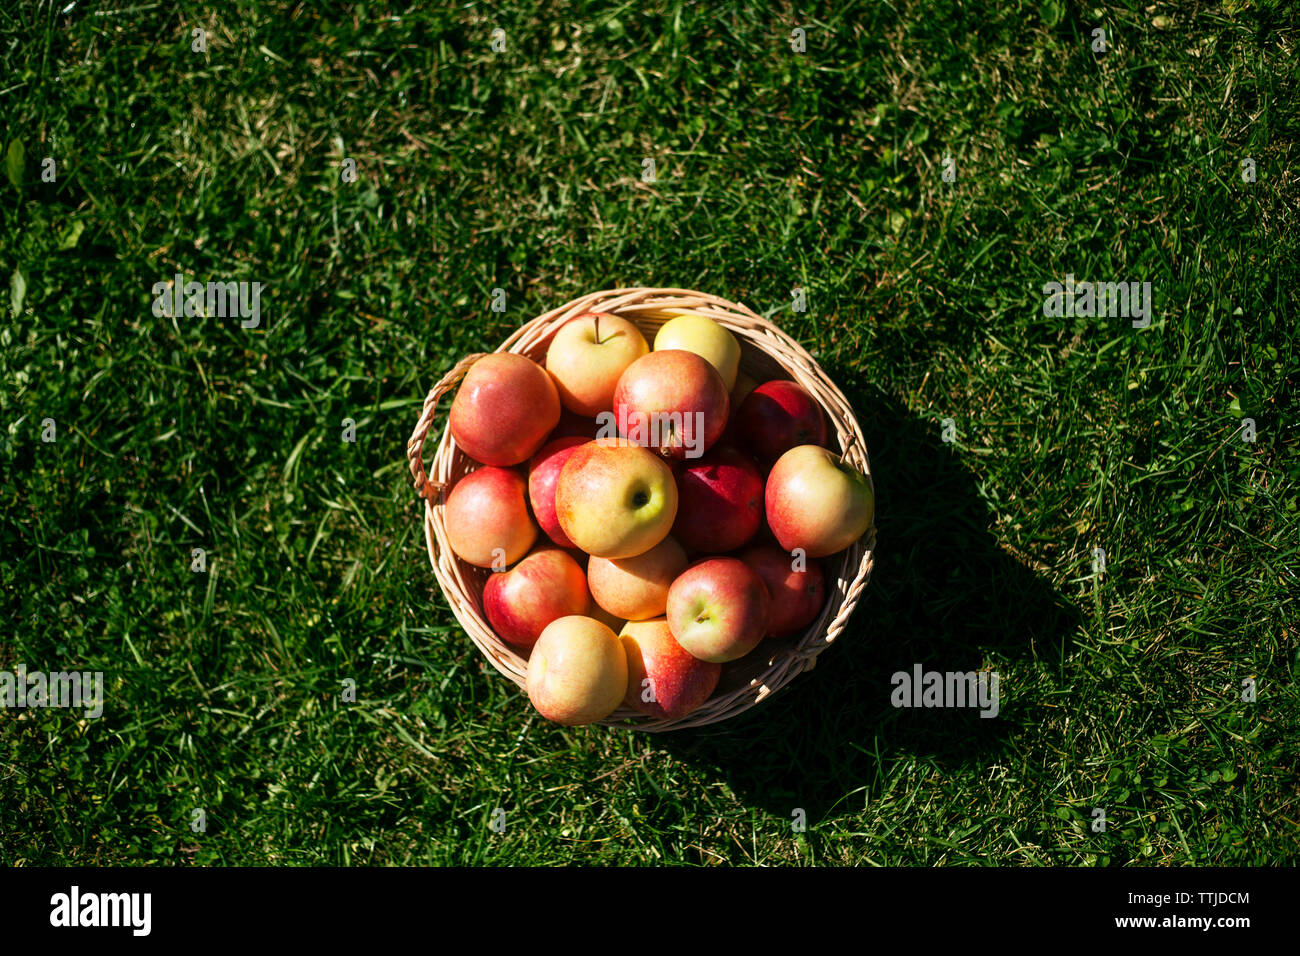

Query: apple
left=765, top=445, right=874, bottom=558
left=587, top=534, right=688, bottom=621
left=556, top=438, right=678, bottom=559
left=738, top=544, right=827, bottom=637
left=483, top=547, right=591, bottom=648
left=526, top=616, right=629, bottom=726
left=444, top=466, right=537, bottom=568
left=620, top=618, right=721, bottom=720
left=653, top=312, right=740, bottom=391
left=528, top=435, right=590, bottom=549
left=665, top=557, right=770, bottom=663
left=449, top=353, right=561, bottom=466
left=670, top=444, right=764, bottom=554
left=546, top=313, right=649, bottom=417
left=736, top=380, right=828, bottom=465
left=611, top=350, right=729, bottom=460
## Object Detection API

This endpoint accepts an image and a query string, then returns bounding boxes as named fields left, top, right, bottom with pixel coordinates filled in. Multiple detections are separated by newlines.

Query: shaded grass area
left=1, top=0, right=1296, bottom=864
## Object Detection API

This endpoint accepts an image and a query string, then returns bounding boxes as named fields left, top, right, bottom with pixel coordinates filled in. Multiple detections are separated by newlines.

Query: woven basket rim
left=406, top=287, right=877, bottom=731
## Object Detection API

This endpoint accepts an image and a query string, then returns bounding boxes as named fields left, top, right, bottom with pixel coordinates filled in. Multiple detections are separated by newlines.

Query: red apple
left=736, top=380, right=828, bottom=465
left=556, top=438, right=678, bottom=559
left=766, top=445, right=874, bottom=558
left=444, top=466, right=537, bottom=568
left=665, top=557, right=769, bottom=663
left=483, top=547, right=591, bottom=648
left=528, top=436, right=589, bottom=549
left=738, top=544, right=827, bottom=637
left=526, top=616, right=628, bottom=726
left=620, top=618, right=721, bottom=720
left=449, top=353, right=561, bottom=466
left=671, top=444, right=764, bottom=554
left=610, top=350, right=729, bottom=460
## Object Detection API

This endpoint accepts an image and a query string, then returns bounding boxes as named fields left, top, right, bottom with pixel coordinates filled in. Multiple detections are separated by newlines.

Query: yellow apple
left=526, top=616, right=628, bottom=725
left=653, top=313, right=740, bottom=391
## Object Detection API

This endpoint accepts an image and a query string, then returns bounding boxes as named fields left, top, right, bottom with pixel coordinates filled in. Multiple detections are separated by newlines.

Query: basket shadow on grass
left=652, top=384, right=1083, bottom=824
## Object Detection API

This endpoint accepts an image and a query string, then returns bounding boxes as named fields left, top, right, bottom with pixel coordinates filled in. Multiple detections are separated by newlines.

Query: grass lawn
left=1, top=0, right=1297, bottom=865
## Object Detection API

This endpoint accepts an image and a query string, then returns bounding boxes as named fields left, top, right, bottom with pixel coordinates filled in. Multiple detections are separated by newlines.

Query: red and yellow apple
left=587, top=534, right=688, bottom=621
left=546, top=313, right=649, bottom=417
left=444, top=466, right=537, bottom=568
left=620, top=618, right=721, bottom=720
left=765, top=445, right=874, bottom=558
left=555, top=438, right=678, bottom=559
left=611, top=350, right=729, bottom=460
left=526, top=616, right=628, bottom=725
left=483, top=547, right=591, bottom=648
left=665, top=557, right=770, bottom=663
left=449, top=353, right=561, bottom=466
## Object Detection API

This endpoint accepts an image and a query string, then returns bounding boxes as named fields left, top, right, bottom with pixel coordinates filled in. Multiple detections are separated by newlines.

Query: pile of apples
left=442, top=310, right=874, bottom=726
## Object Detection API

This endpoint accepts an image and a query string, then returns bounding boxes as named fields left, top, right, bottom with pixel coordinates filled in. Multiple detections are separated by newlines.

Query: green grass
left=1, top=0, right=1296, bottom=865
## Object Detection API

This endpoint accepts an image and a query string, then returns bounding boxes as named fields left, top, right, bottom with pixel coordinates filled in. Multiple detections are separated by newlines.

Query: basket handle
left=407, top=352, right=487, bottom=501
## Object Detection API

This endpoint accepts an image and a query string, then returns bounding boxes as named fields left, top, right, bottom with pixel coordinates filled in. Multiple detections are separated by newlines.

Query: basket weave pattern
left=406, top=288, right=877, bottom=731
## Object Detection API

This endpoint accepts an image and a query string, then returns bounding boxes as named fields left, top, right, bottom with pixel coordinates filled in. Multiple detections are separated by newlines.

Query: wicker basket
left=406, top=288, right=877, bottom=731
